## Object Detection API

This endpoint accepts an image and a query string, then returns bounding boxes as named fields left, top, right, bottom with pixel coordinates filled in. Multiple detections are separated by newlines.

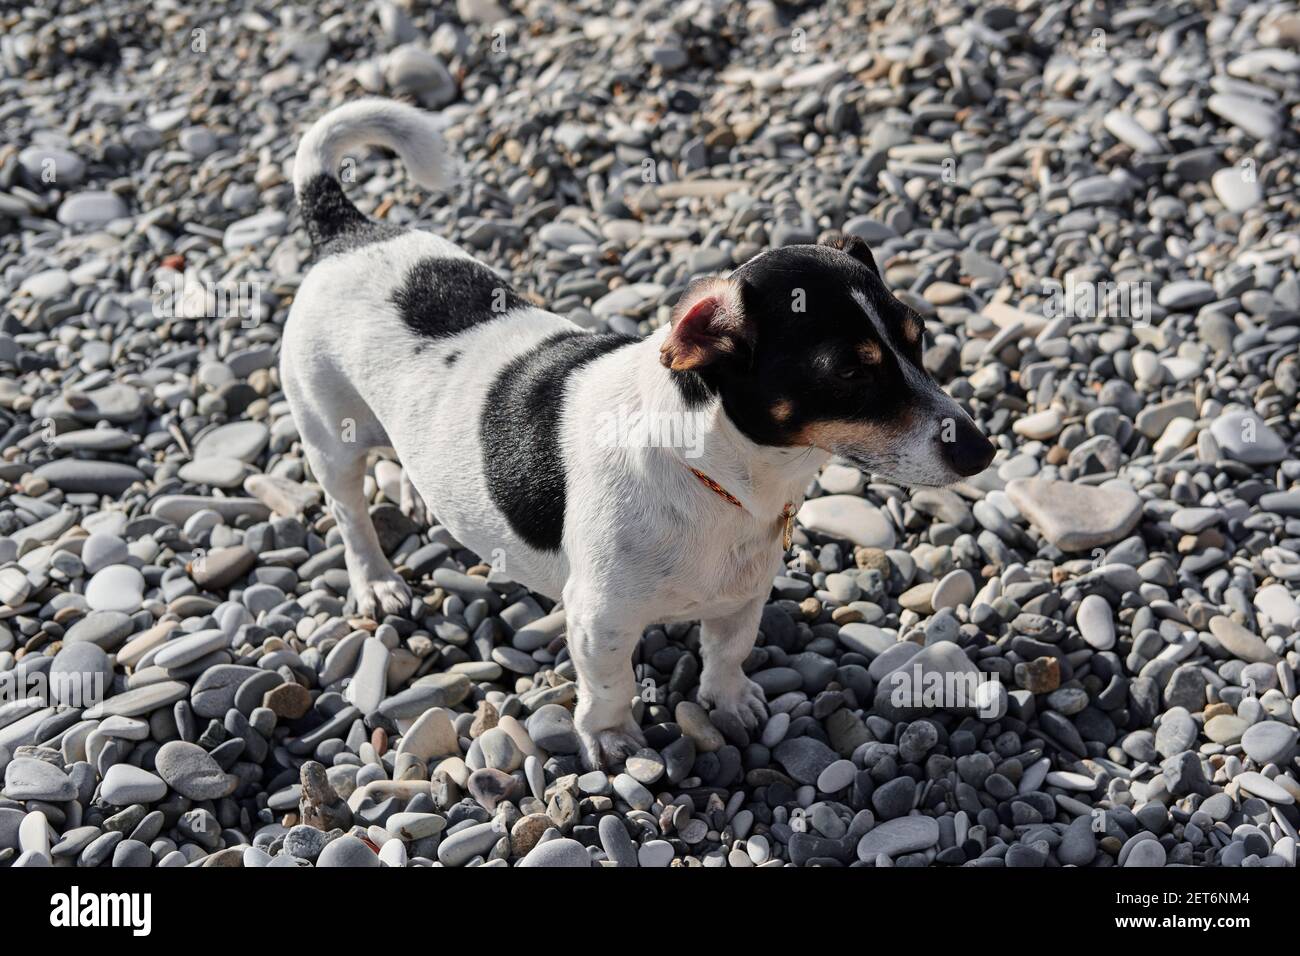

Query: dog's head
left=659, top=233, right=994, bottom=486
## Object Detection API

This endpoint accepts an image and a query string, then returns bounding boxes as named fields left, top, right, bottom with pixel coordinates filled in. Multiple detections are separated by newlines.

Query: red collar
left=688, top=467, right=797, bottom=549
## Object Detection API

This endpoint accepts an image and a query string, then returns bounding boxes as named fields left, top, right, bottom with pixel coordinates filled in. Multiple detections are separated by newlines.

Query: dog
left=281, top=99, right=995, bottom=769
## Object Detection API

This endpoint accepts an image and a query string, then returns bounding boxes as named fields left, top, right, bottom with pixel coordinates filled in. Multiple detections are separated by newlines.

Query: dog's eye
left=837, top=366, right=868, bottom=380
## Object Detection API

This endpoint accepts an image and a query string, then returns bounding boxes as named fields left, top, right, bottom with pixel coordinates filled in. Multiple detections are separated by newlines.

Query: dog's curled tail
left=293, top=98, right=452, bottom=250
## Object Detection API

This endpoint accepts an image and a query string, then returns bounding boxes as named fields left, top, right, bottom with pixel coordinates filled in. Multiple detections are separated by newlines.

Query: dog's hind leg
left=286, top=382, right=413, bottom=620
left=399, top=466, right=430, bottom=526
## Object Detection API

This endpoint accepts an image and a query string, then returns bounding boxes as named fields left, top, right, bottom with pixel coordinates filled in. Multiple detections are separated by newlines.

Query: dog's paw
left=698, top=673, right=768, bottom=729
left=351, top=573, right=412, bottom=620
left=576, top=718, right=646, bottom=771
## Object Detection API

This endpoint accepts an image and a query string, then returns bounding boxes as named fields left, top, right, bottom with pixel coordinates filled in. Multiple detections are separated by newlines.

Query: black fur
left=298, top=174, right=403, bottom=257
left=669, top=368, right=715, bottom=408
left=482, top=331, right=635, bottom=551
left=694, top=242, right=931, bottom=447
left=393, top=257, right=525, bottom=341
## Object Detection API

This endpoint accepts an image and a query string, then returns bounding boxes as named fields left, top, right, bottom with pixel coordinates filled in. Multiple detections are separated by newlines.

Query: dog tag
left=781, top=502, right=796, bottom=551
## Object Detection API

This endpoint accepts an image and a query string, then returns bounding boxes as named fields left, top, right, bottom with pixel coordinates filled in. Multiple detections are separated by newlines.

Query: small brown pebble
left=831, top=605, right=863, bottom=625
left=470, top=699, right=499, bottom=737
left=1017, top=656, right=1061, bottom=694
left=854, top=547, right=890, bottom=574
left=263, top=682, right=311, bottom=720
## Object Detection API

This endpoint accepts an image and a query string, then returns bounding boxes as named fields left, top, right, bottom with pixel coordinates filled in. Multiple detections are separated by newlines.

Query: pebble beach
left=1, top=0, right=1299, bottom=869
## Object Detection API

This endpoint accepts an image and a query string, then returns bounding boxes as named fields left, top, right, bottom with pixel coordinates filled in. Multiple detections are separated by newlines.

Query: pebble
left=517, top=837, right=592, bottom=867
left=153, top=741, right=236, bottom=800
left=100, top=765, right=167, bottom=805
left=1006, top=478, right=1142, bottom=551
left=317, top=835, right=379, bottom=868
left=856, top=817, right=940, bottom=860
left=797, top=495, right=896, bottom=548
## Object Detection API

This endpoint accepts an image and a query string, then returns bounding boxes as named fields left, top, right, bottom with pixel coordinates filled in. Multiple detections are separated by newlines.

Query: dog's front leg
left=698, top=597, right=768, bottom=729
left=564, top=585, right=647, bottom=770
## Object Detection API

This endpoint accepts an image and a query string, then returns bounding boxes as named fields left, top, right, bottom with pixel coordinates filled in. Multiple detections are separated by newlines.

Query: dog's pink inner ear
left=659, top=280, right=748, bottom=371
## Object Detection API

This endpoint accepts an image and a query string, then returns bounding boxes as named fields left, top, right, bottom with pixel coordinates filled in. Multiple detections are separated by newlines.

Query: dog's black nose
left=940, top=417, right=995, bottom=477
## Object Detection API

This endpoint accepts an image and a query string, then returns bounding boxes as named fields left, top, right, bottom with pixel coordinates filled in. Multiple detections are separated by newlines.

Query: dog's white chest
left=657, top=520, right=786, bottom=621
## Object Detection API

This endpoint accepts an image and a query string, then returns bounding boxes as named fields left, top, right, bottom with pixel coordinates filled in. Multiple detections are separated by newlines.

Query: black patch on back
left=298, top=174, right=403, bottom=257
left=444, top=350, right=460, bottom=367
left=481, top=331, right=635, bottom=551
left=393, top=257, right=525, bottom=341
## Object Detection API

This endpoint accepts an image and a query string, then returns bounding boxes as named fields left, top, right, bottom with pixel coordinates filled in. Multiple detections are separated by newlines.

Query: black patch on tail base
left=298, top=174, right=403, bottom=257
left=392, top=257, right=525, bottom=341
left=481, top=331, right=635, bottom=551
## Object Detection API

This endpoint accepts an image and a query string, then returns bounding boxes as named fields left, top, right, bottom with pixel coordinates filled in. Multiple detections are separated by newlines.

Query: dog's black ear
left=819, top=230, right=879, bottom=276
left=660, top=276, right=753, bottom=372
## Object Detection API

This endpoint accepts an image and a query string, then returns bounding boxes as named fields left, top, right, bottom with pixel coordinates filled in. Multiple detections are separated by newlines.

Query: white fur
left=281, top=100, right=975, bottom=768
left=292, top=98, right=451, bottom=195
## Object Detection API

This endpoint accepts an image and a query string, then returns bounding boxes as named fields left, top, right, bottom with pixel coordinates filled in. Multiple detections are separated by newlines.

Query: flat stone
left=191, top=665, right=263, bottom=718
left=773, top=737, right=838, bottom=785
left=1076, top=594, right=1116, bottom=650
left=872, top=640, right=983, bottom=720
left=1241, top=722, right=1298, bottom=766
left=84, top=681, right=189, bottom=719
left=100, top=764, right=167, bottom=805
left=436, top=820, right=503, bottom=866
left=1207, top=616, right=1277, bottom=664
left=3, top=757, right=77, bottom=801
left=1209, top=411, right=1287, bottom=465
left=154, top=629, right=229, bottom=669
left=1212, top=166, right=1261, bottom=212
left=345, top=638, right=390, bottom=716
left=1154, top=707, right=1198, bottom=758
left=1103, top=110, right=1161, bottom=154
left=57, top=190, right=128, bottom=226
left=1235, top=771, right=1293, bottom=805
left=178, top=457, right=247, bottom=488
left=85, top=565, right=145, bottom=612
left=931, top=569, right=975, bottom=610
left=194, top=421, right=269, bottom=462
left=517, top=837, right=592, bottom=867
left=797, top=495, right=896, bottom=548
left=64, top=610, right=134, bottom=649
left=154, top=741, right=237, bottom=800
left=396, top=707, right=459, bottom=761
left=1006, top=478, right=1142, bottom=552
left=49, top=642, right=113, bottom=707
left=855, top=816, right=940, bottom=860
left=317, top=834, right=379, bottom=867
left=1253, top=585, right=1299, bottom=628
left=191, top=546, right=256, bottom=590
left=33, top=460, right=143, bottom=495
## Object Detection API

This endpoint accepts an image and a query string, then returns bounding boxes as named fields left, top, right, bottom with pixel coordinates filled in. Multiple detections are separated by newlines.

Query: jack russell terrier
left=281, top=99, right=995, bottom=769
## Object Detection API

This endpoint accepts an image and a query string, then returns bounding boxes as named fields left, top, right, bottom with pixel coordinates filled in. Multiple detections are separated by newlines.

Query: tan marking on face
left=857, top=341, right=882, bottom=364
left=902, top=316, right=923, bottom=345
left=792, top=413, right=912, bottom=452
left=771, top=399, right=794, bottom=423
